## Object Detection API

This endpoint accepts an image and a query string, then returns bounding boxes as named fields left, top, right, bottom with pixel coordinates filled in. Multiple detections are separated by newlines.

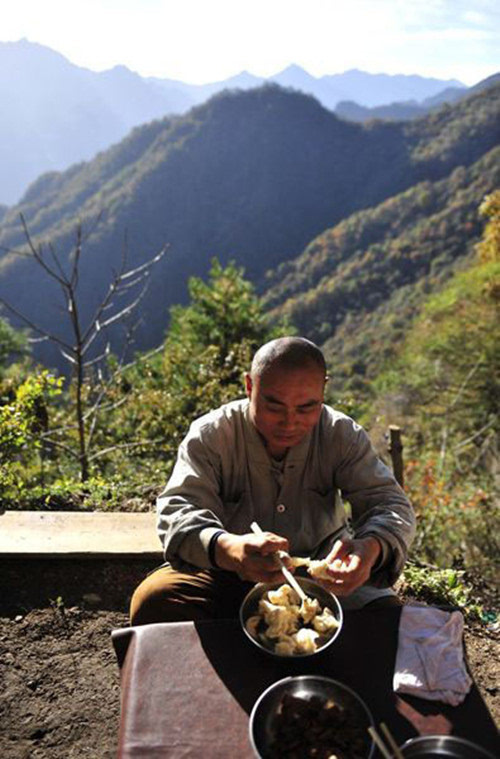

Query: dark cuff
left=208, top=530, right=226, bottom=569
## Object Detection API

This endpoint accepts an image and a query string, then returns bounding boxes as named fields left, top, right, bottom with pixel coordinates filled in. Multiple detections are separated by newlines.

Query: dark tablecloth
left=112, top=608, right=499, bottom=758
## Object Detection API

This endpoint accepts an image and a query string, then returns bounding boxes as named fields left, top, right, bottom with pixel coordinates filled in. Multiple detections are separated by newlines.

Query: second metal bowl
left=249, top=674, right=375, bottom=758
left=397, top=735, right=498, bottom=758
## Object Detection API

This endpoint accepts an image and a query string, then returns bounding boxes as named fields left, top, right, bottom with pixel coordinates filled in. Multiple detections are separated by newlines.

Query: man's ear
left=244, top=373, right=252, bottom=398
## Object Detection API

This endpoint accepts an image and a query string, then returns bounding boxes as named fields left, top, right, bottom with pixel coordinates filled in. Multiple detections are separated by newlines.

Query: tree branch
left=87, top=438, right=168, bottom=462
left=0, top=297, right=73, bottom=351
left=19, top=214, right=68, bottom=287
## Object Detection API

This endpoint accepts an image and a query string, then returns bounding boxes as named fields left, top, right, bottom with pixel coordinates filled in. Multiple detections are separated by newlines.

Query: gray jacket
left=157, top=399, right=415, bottom=587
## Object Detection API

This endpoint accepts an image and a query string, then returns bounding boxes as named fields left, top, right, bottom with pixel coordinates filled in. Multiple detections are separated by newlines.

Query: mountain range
left=1, top=38, right=470, bottom=205
left=336, top=73, right=500, bottom=123
left=0, top=78, right=498, bottom=375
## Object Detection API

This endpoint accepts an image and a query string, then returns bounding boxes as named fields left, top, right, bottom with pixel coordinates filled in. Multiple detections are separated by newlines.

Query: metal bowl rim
left=399, top=734, right=498, bottom=758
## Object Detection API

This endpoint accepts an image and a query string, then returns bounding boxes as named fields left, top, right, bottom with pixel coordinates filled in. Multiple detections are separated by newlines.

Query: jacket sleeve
left=333, top=417, right=415, bottom=587
left=156, top=423, right=227, bottom=571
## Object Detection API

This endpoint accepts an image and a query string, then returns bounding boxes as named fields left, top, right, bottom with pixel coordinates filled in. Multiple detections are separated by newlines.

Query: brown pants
left=129, top=565, right=401, bottom=626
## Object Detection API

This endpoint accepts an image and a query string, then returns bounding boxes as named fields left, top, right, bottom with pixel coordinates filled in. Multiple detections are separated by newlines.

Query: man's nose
left=281, top=409, right=297, bottom=427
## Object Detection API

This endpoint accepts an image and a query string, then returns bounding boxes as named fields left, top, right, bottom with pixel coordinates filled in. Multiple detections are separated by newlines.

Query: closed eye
left=297, top=402, right=321, bottom=412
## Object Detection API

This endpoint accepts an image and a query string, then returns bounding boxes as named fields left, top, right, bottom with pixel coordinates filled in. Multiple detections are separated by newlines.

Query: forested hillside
left=265, top=147, right=499, bottom=399
left=0, top=82, right=498, bottom=372
left=371, top=192, right=499, bottom=577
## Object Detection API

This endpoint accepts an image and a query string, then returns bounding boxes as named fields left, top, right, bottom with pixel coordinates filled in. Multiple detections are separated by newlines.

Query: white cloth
left=394, top=604, right=473, bottom=706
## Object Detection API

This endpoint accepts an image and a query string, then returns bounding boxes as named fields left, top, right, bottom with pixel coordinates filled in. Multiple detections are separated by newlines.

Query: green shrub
left=0, top=371, right=62, bottom=494
left=404, top=457, right=498, bottom=585
left=400, top=562, right=484, bottom=620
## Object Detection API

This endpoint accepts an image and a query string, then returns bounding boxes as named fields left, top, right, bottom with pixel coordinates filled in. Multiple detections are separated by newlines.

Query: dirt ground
left=0, top=560, right=498, bottom=759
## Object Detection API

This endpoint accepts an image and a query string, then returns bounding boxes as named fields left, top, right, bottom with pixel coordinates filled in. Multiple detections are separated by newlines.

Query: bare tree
left=0, top=214, right=168, bottom=481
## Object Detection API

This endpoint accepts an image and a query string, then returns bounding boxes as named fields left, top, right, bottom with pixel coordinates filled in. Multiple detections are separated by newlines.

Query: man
left=130, top=336, right=415, bottom=625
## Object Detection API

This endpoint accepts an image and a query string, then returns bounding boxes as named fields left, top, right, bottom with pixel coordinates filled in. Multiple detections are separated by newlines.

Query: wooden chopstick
left=380, top=722, right=405, bottom=759
left=368, top=726, right=393, bottom=759
left=367, top=724, right=404, bottom=759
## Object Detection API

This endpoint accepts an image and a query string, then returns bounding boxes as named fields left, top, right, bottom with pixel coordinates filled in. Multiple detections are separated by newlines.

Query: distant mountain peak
left=0, top=38, right=88, bottom=81
left=2, top=37, right=71, bottom=63
left=102, top=64, right=142, bottom=81
left=108, top=64, right=133, bottom=74
left=279, top=63, right=311, bottom=75
left=223, top=70, right=262, bottom=86
left=272, top=63, right=312, bottom=78
left=270, top=64, right=316, bottom=89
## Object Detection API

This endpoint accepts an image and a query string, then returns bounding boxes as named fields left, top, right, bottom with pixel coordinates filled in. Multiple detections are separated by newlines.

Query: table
left=112, top=608, right=499, bottom=758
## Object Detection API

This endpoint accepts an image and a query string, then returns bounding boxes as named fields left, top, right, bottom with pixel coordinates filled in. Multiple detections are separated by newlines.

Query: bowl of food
left=249, top=675, right=375, bottom=758
left=396, top=735, right=497, bottom=758
left=240, top=576, right=343, bottom=657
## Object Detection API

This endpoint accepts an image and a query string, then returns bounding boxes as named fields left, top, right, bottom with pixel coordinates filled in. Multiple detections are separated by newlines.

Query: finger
left=322, top=555, right=352, bottom=579
left=336, top=552, right=361, bottom=574
left=246, top=553, right=283, bottom=573
left=280, top=554, right=295, bottom=570
left=259, top=532, right=289, bottom=550
left=346, top=553, right=362, bottom=572
left=243, top=535, right=284, bottom=556
left=327, top=539, right=352, bottom=562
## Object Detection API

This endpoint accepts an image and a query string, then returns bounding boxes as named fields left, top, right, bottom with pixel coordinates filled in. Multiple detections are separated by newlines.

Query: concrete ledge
left=0, top=510, right=163, bottom=559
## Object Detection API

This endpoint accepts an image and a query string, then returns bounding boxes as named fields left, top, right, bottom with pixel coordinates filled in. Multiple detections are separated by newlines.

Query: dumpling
left=312, top=607, right=340, bottom=634
left=307, top=559, right=332, bottom=581
left=245, top=615, right=261, bottom=638
left=292, top=627, right=320, bottom=654
left=299, top=596, right=320, bottom=624
left=258, top=598, right=298, bottom=638
left=274, top=637, right=296, bottom=656
left=268, top=584, right=300, bottom=606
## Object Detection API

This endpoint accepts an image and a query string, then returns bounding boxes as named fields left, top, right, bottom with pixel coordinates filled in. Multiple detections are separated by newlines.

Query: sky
left=1, top=0, right=499, bottom=86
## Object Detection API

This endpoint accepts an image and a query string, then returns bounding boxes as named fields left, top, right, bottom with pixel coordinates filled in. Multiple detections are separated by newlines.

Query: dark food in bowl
left=269, top=692, right=367, bottom=758
left=250, top=676, right=374, bottom=759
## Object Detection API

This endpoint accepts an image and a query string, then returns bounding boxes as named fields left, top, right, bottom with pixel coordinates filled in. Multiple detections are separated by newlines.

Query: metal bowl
left=240, top=576, right=343, bottom=658
left=249, top=675, right=375, bottom=759
left=397, top=735, right=498, bottom=758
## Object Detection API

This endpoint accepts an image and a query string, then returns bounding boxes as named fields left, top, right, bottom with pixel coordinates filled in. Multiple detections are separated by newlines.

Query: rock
left=82, top=593, right=102, bottom=607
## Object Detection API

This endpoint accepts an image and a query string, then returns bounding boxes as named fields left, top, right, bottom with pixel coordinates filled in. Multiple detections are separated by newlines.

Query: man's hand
left=215, top=531, right=290, bottom=583
left=315, top=536, right=381, bottom=596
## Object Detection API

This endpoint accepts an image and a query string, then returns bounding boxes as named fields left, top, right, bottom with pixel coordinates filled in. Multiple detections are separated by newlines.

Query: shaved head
left=250, top=337, right=327, bottom=381
left=245, top=337, right=326, bottom=457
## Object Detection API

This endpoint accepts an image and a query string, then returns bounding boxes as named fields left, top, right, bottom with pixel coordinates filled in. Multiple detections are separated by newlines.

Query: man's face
left=245, top=365, right=325, bottom=458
